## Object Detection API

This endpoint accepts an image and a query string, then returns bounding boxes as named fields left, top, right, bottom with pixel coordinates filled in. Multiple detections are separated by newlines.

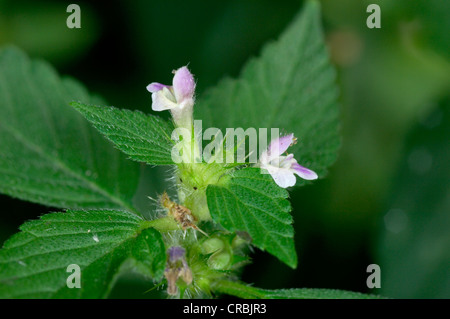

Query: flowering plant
left=0, top=1, right=382, bottom=299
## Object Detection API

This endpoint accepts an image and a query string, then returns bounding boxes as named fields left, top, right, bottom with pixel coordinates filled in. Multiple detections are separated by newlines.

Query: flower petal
left=268, top=134, right=294, bottom=159
left=173, top=66, right=195, bottom=103
left=292, top=163, right=318, bottom=180
left=151, top=88, right=178, bottom=111
left=147, top=82, right=169, bottom=93
left=269, top=168, right=297, bottom=188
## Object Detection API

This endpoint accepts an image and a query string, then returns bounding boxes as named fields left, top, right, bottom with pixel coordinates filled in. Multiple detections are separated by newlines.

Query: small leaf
left=132, top=228, right=166, bottom=280
left=196, top=0, right=340, bottom=186
left=0, top=46, right=140, bottom=213
left=0, top=210, right=165, bottom=298
left=213, top=280, right=384, bottom=299
left=206, top=167, right=296, bottom=268
left=71, top=102, right=175, bottom=165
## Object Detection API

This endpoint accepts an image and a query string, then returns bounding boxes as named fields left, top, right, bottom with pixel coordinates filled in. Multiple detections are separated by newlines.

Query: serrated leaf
left=0, top=46, right=140, bottom=213
left=131, top=228, right=166, bottom=280
left=0, top=210, right=165, bottom=298
left=206, top=167, right=296, bottom=268
left=71, top=102, right=175, bottom=165
left=213, top=280, right=384, bottom=299
left=195, top=0, right=340, bottom=185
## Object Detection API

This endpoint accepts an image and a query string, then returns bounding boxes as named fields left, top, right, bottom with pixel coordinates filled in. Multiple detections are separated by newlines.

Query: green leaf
left=213, top=280, right=384, bottom=299
left=195, top=0, right=340, bottom=185
left=206, top=167, right=296, bottom=268
left=0, top=46, right=140, bottom=213
left=131, top=228, right=166, bottom=280
left=0, top=210, right=165, bottom=298
left=71, top=102, right=175, bottom=165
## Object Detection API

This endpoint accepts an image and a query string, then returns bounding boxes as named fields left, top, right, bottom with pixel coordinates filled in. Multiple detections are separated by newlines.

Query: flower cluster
left=147, top=68, right=317, bottom=188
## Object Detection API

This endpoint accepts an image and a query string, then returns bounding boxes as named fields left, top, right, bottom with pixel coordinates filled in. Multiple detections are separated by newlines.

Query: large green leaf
left=213, top=280, right=384, bottom=299
left=0, top=47, right=140, bottom=213
left=195, top=0, right=340, bottom=186
left=206, top=167, right=296, bottom=268
left=71, top=102, right=175, bottom=165
left=0, top=210, right=165, bottom=298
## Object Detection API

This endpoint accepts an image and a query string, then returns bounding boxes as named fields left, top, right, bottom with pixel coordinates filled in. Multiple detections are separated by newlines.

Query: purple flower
left=164, top=246, right=193, bottom=296
left=259, top=134, right=318, bottom=188
left=147, top=66, right=196, bottom=128
left=168, top=246, right=186, bottom=263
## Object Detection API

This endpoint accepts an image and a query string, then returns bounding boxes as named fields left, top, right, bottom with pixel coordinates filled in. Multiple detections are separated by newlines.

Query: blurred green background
left=0, top=0, right=448, bottom=298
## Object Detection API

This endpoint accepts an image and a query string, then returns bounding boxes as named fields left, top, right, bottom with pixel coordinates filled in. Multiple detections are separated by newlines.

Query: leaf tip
left=69, top=101, right=83, bottom=111
left=286, top=254, right=298, bottom=269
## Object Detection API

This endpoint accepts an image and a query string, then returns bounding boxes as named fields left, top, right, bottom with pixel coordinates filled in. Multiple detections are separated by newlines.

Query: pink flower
left=147, top=66, right=196, bottom=127
left=259, top=134, right=317, bottom=188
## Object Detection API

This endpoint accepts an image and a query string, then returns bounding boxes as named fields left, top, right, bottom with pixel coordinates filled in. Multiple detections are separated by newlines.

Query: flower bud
left=201, top=237, right=225, bottom=255
left=232, top=231, right=252, bottom=249
left=207, top=251, right=232, bottom=270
